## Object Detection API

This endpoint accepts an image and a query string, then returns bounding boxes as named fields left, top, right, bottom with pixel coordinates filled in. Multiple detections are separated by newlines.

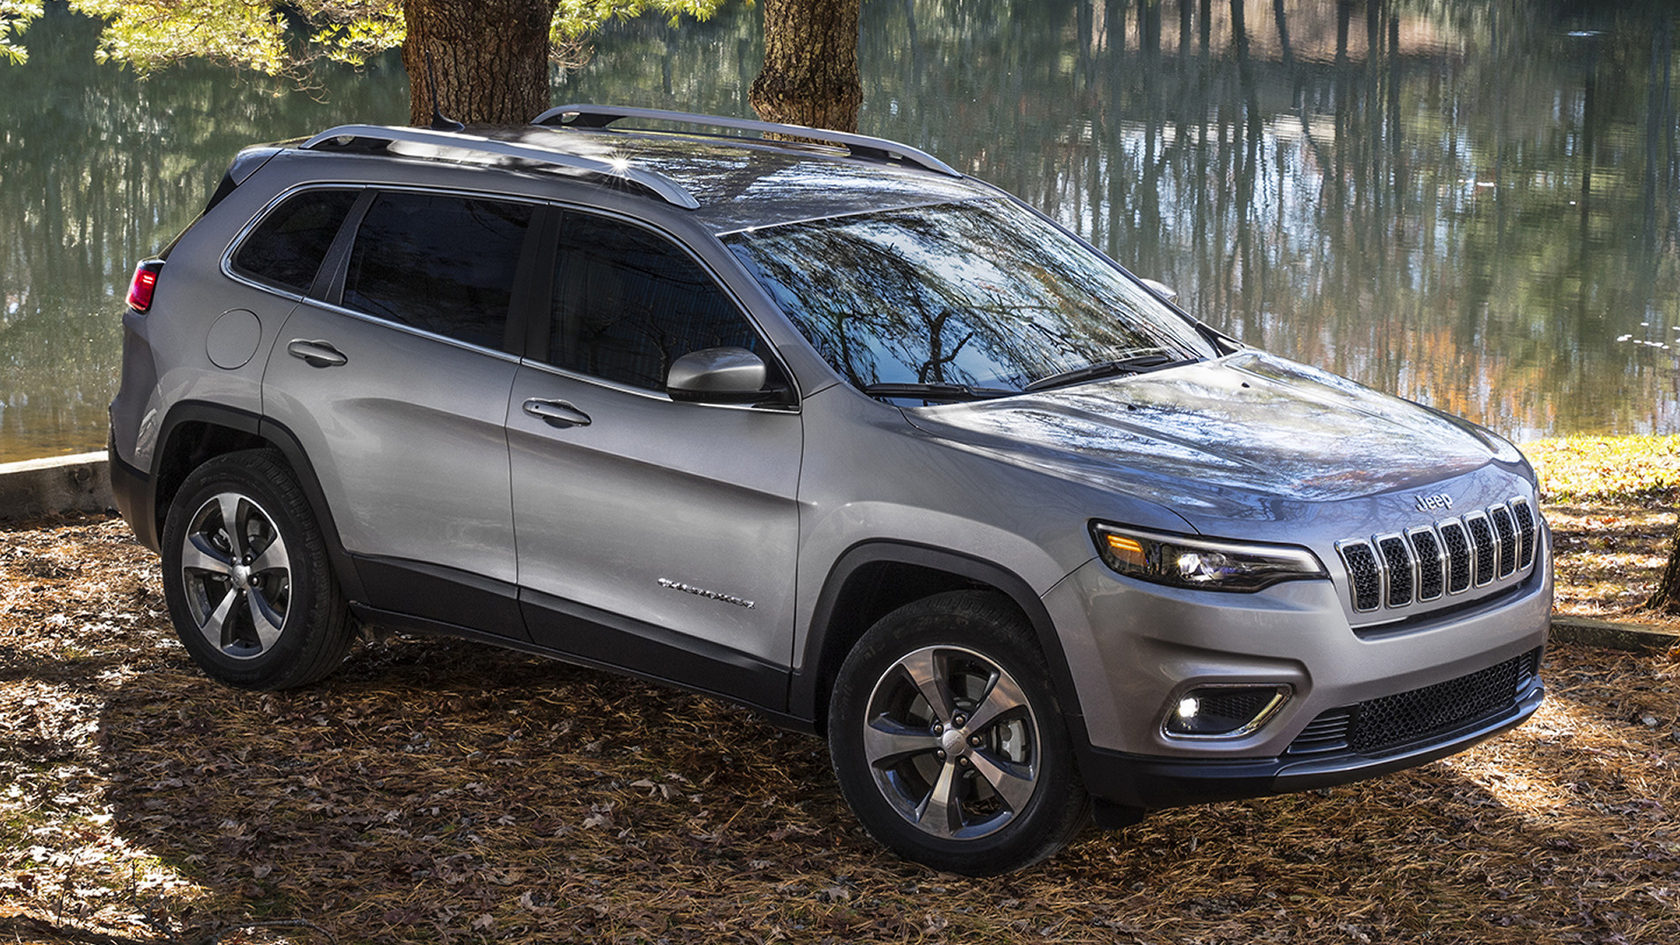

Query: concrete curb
left=0, top=451, right=115, bottom=523
left=1550, top=615, right=1678, bottom=653
left=0, top=452, right=1676, bottom=653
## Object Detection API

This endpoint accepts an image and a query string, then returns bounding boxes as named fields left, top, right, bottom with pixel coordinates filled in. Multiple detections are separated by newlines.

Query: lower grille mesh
left=1288, top=647, right=1540, bottom=758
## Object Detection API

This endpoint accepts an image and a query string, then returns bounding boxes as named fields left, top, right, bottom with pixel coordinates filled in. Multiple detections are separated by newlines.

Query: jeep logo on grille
left=1415, top=492, right=1454, bottom=512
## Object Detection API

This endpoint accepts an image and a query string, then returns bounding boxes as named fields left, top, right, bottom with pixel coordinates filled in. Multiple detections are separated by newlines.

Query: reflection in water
left=4, top=0, right=1679, bottom=461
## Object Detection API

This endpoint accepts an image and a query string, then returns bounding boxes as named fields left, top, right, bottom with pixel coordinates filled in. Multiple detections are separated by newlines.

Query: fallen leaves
left=1, top=514, right=1677, bottom=945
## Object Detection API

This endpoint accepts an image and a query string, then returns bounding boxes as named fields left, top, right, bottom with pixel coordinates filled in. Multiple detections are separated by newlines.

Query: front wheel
left=160, top=449, right=352, bottom=690
left=828, top=591, right=1090, bottom=874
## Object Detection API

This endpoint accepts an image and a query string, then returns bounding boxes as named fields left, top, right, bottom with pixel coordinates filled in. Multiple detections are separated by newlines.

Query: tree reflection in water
left=4, top=0, right=1679, bottom=461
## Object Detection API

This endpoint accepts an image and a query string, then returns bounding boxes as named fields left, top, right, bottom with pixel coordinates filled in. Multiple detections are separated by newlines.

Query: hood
left=902, top=351, right=1528, bottom=533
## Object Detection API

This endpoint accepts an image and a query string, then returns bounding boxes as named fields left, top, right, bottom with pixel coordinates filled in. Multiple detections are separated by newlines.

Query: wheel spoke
left=182, top=533, right=234, bottom=576
left=968, top=749, right=1037, bottom=813
left=199, top=586, right=241, bottom=650
left=863, top=716, right=943, bottom=768
left=249, top=534, right=290, bottom=577
left=248, top=588, right=286, bottom=651
left=963, top=670, right=1029, bottom=734
left=898, top=648, right=957, bottom=724
left=914, top=760, right=961, bottom=838
left=217, top=494, right=247, bottom=559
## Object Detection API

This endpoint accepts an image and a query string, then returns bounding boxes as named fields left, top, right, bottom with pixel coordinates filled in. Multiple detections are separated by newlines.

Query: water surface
left=3, top=0, right=1677, bottom=462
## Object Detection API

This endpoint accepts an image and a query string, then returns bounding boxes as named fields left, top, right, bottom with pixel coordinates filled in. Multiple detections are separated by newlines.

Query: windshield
left=721, top=199, right=1215, bottom=395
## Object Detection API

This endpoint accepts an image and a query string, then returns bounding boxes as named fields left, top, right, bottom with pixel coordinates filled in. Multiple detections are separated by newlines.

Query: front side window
left=342, top=192, right=534, bottom=350
left=231, top=189, right=358, bottom=294
left=547, top=212, right=762, bottom=391
left=722, top=199, right=1215, bottom=394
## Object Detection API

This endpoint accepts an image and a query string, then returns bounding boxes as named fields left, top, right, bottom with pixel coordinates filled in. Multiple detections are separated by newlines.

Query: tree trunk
left=749, top=0, right=862, bottom=131
left=1648, top=519, right=1680, bottom=614
left=402, top=0, right=557, bottom=127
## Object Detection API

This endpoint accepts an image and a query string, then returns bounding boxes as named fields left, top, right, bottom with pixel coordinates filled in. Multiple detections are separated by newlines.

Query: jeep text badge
left=1415, top=492, right=1454, bottom=513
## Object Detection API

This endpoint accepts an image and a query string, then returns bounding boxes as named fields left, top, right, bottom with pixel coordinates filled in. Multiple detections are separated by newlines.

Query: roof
left=299, top=108, right=997, bottom=233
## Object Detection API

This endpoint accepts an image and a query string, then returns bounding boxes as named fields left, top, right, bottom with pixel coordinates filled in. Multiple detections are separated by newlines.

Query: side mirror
left=667, top=346, right=775, bottom=403
left=1139, top=277, right=1179, bottom=304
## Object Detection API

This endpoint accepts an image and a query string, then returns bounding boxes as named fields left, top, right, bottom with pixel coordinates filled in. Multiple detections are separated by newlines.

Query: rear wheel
left=161, top=449, right=352, bottom=689
left=828, top=590, right=1089, bottom=874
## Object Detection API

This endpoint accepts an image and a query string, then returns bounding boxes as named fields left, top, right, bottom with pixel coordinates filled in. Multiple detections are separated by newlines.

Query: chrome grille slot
left=1511, top=498, right=1537, bottom=568
left=1408, top=527, right=1445, bottom=601
left=1489, top=505, right=1518, bottom=578
left=1464, top=512, right=1496, bottom=586
left=1438, top=520, right=1473, bottom=594
left=1338, top=541, right=1383, bottom=613
left=1376, top=534, right=1413, bottom=607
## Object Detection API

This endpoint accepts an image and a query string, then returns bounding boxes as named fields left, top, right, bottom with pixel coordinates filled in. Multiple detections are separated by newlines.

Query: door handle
left=522, top=399, right=592, bottom=428
left=287, top=339, right=348, bottom=368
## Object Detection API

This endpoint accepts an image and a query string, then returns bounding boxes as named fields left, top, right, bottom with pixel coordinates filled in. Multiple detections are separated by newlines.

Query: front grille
left=1288, top=647, right=1540, bottom=758
left=1336, top=497, right=1539, bottom=613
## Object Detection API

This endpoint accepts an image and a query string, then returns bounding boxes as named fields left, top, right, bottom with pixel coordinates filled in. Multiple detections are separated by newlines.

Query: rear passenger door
left=506, top=209, right=802, bottom=703
left=263, top=188, right=542, bottom=636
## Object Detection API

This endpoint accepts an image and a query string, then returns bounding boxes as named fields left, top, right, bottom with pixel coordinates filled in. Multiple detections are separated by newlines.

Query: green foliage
left=0, top=0, right=724, bottom=78
left=0, top=0, right=42, bottom=64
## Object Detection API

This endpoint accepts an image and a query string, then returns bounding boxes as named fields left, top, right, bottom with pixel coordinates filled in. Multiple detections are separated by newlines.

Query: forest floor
left=1, top=435, right=1677, bottom=945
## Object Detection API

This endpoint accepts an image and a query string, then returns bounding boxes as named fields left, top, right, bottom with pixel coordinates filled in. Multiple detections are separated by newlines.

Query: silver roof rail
left=300, top=124, right=701, bottom=210
left=532, top=104, right=963, bottom=179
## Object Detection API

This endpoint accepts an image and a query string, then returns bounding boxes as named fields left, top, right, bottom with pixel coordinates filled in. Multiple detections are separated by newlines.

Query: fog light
left=1163, top=685, right=1290, bottom=738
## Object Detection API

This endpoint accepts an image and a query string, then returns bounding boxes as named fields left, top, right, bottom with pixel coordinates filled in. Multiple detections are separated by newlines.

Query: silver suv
left=110, top=105, right=1551, bottom=875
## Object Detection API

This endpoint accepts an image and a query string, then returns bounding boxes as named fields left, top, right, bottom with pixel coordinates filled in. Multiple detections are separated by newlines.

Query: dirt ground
left=1, top=508, right=1677, bottom=945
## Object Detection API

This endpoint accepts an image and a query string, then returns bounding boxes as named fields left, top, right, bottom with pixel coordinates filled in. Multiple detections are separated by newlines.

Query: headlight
left=1091, top=523, right=1326, bottom=592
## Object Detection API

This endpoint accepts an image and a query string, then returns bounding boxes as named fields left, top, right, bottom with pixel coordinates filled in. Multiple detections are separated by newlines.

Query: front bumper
left=1082, top=656, right=1543, bottom=809
left=1043, top=535, right=1552, bottom=809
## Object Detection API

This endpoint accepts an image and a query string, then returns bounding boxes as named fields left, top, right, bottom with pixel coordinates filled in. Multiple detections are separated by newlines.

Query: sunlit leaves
left=0, top=0, right=43, bottom=64
left=72, top=0, right=292, bottom=75
left=2, top=0, right=726, bottom=78
left=1524, top=434, right=1680, bottom=502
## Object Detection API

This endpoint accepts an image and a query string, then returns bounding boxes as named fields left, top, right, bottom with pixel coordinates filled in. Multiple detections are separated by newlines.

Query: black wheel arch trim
left=149, top=400, right=367, bottom=602
left=791, top=540, right=1093, bottom=754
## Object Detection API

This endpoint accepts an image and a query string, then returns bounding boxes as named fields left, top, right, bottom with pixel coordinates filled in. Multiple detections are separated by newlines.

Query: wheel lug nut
left=957, top=757, right=970, bottom=767
left=933, top=723, right=943, bottom=734
left=953, top=715, right=966, bottom=727
left=935, top=749, right=947, bottom=761
left=968, top=735, right=981, bottom=747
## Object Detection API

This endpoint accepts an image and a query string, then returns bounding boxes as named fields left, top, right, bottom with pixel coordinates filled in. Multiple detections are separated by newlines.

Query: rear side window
left=342, top=192, right=534, bottom=350
left=231, top=189, right=358, bottom=294
left=548, top=212, right=761, bottom=391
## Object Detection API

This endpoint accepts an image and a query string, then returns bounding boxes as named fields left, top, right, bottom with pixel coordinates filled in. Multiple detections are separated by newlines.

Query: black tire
left=828, top=590, right=1090, bottom=875
left=160, top=449, right=353, bottom=690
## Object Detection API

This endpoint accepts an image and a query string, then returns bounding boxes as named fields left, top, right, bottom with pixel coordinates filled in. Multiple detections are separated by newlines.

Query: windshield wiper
left=1023, top=350, right=1193, bottom=393
left=862, top=382, right=1016, bottom=402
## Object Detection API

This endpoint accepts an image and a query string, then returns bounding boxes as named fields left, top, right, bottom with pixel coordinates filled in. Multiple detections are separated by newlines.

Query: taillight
left=126, top=260, right=164, bottom=312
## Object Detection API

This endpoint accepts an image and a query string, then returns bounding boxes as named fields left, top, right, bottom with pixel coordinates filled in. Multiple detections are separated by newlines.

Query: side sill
left=520, top=587, right=795, bottom=720
left=349, top=603, right=809, bottom=734
left=352, top=553, right=528, bottom=642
